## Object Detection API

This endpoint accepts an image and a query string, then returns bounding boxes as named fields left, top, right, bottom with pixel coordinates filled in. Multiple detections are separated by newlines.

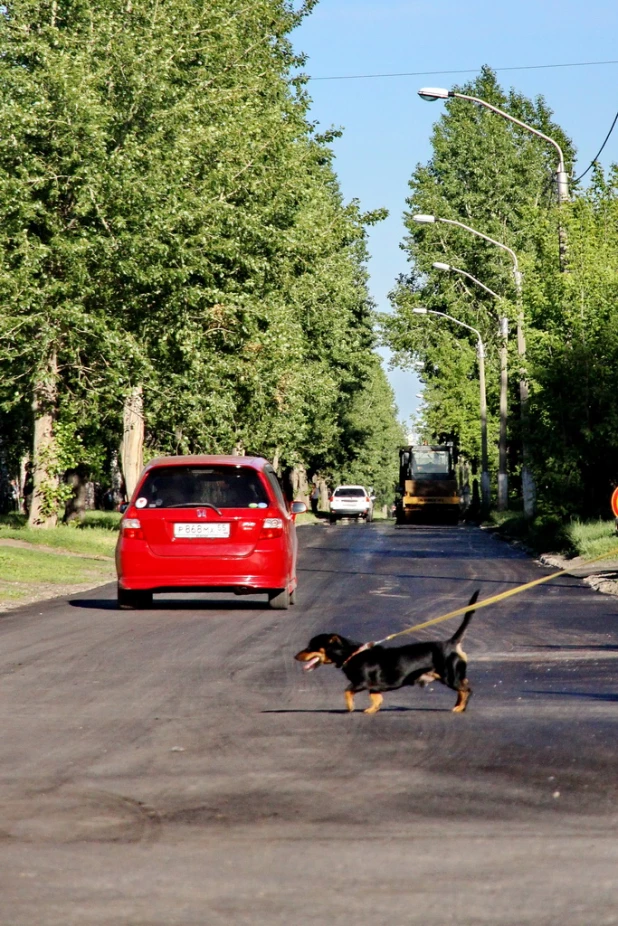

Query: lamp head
left=412, top=307, right=428, bottom=315
left=412, top=214, right=436, bottom=224
left=418, top=87, right=450, bottom=101
left=432, top=261, right=451, bottom=272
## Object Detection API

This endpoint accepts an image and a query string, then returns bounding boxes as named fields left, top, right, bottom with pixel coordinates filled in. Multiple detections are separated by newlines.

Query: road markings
left=369, top=586, right=409, bottom=598
left=475, top=650, right=618, bottom=662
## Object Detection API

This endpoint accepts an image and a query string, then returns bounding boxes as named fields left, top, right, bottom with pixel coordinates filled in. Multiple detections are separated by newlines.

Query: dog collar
left=341, top=641, right=374, bottom=667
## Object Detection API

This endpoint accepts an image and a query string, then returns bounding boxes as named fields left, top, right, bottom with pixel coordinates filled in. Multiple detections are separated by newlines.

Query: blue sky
left=292, top=0, right=618, bottom=427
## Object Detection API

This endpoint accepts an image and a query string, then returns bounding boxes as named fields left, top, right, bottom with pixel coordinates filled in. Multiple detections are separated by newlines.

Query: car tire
left=268, top=588, right=290, bottom=610
left=366, top=511, right=373, bottom=523
left=329, top=514, right=337, bottom=525
left=117, top=585, right=153, bottom=610
left=289, top=588, right=297, bottom=606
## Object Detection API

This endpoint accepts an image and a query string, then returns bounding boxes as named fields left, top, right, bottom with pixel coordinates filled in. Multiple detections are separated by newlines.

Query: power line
left=308, top=58, right=618, bottom=82
left=574, top=109, right=618, bottom=183
left=305, top=58, right=618, bottom=181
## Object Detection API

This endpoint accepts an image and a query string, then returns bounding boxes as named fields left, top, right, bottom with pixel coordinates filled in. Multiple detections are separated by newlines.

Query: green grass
left=567, top=518, right=618, bottom=560
left=79, top=510, right=122, bottom=531
left=0, top=545, right=114, bottom=586
left=0, top=512, right=119, bottom=557
left=490, top=510, right=618, bottom=559
left=0, top=541, right=115, bottom=607
left=0, top=512, right=119, bottom=606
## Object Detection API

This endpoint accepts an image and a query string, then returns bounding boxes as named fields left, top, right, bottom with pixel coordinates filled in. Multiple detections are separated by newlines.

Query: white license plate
left=173, top=522, right=230, bottom=539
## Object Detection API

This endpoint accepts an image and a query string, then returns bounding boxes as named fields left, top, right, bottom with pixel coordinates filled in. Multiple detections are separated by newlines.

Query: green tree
left=0, top=0, right=393, bottom=523
left=325, top=358, right=405, bottom=505
left=384, top=67, right=575, bottom=508
left=522, top=166, right=618, bottom=516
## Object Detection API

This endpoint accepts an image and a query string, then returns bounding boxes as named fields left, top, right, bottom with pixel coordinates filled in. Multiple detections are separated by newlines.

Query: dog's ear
left=329, top=634, right=342, bottom=644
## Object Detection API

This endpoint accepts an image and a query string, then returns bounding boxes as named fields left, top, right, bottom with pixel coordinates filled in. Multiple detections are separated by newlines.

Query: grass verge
left=0, top=512, right=120, bottom=557
left=0, top=512, right=119, bottom=610
left=490, top=510, right=618, bottom=560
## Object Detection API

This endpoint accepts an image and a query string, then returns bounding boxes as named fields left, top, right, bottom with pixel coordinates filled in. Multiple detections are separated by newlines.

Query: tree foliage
left=384, top=67, right=618, bottom=518
left=0, top=0, right=401, bottom=518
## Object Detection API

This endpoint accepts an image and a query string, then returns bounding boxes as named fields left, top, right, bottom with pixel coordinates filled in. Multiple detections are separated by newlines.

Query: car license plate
left=173, top=523, right=230, bottom=539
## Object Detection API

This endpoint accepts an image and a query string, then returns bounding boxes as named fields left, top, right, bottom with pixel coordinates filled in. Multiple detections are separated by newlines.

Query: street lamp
left=430, top=261, right=509, bottom=511
left=412, top=214, right=522, bottom=290
left=416, top=89, right=569, bottom=515
left=413, top=307, right=490, bottom=515
left=414, top=211, right=534, bottom=516
left=417, top=88, right=569, bottom=201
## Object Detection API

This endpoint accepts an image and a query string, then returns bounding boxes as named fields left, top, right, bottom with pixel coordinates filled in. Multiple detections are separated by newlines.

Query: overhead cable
left=308, top=58, right=618, bottom=82
left=574, top=109, right=618, bottom=183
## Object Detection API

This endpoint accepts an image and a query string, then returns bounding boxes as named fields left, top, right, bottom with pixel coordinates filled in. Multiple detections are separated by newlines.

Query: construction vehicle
left=395, top=444, right=461, bottom=525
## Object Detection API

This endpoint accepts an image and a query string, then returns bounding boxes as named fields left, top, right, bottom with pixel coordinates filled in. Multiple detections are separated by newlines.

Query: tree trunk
left=63, top=466, right=88, bottom=523
left=120, top=386, right=144, bottom=500
left=18, top=456, right=29, bottom=515
left=110, top=450, right=124, bottom=509
left=318, top=479, right=330, bottom=512
left=287, top=464, right=310, bottom=505
left=28, top=353, right=59, bottom=529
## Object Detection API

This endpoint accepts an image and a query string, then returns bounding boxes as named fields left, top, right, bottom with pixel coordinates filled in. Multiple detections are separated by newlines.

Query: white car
left=329, top=485, right=374, bottom=523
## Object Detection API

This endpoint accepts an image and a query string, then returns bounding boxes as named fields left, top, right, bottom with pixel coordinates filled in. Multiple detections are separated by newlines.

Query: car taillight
left=121, top=518, right=144, bottom=540
left=329, top=496, right=334, bottom=502
left=260, top=517, right=284, bottom=539
left=366, top=496, right=370, bottom=503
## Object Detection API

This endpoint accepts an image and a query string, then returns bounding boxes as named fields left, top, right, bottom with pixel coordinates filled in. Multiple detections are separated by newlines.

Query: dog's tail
left=449, top=589, right=480, bottom=644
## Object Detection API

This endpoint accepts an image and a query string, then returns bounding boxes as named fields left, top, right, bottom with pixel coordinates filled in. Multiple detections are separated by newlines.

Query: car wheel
left=329, top=514, right=337, bottom=525
left=268, top=588, right=290, bottom=610
left=117, top=585, right=153, bottom=610
left=289, top=588, right=297, bottom=606
left=366, top=512, right=373, bottom=523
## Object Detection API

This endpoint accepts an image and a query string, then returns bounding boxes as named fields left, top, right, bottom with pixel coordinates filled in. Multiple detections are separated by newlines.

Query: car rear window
left=136, top=466, right=270, bottom=509
left=334, top=487, right=365, bottom=497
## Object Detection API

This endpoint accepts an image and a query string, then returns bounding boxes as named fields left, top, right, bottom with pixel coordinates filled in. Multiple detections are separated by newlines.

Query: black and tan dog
left=295, top=590, right=480, bottom=714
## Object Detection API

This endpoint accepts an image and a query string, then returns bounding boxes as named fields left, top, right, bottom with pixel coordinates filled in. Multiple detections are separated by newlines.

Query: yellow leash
left=373, top=545, right=618, bottom=646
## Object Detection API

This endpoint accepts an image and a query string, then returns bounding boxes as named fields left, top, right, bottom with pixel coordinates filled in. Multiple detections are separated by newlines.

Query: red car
left=116, top=455, right=306, bottom=610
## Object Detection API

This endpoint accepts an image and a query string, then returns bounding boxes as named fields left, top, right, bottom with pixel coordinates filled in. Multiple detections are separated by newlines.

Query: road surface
left=1, top=521, right=618, bottom=925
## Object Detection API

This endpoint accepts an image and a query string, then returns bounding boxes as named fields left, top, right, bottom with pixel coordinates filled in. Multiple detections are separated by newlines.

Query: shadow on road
left=532, top=644, right=618, bottom=652
left=69, top=597, right=267, bottom=611
left=298, top=566, right=584, bottom=590
left=261, top=706, right=446, bottom=714
left=529, top=690, right=618, bottom=701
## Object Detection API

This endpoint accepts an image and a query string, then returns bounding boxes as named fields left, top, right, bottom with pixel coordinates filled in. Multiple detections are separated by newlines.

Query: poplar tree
left=384, top=67, right=576, bottom=510
left=0, top=0, right=396, bottom=522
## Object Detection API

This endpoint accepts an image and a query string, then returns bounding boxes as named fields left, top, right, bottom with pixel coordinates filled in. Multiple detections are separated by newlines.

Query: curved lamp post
left=413, top=307, right=489, bottom=516
left=430, top=260, right=509, bottom=512
left=417, top=88, right=569, bottom=201
left=412, top=214, right=522, bottom=289
left=413, top=211, right=534, bottom=517
left=416, top=87, right=571, bottom=515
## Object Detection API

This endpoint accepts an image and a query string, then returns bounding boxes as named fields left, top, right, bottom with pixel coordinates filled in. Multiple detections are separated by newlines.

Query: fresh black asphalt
left=1, top=521, right=618, bottom=925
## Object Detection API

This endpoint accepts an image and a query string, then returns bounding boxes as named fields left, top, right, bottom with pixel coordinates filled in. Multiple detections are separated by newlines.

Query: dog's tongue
left=303, top=656, right=321, bottom=672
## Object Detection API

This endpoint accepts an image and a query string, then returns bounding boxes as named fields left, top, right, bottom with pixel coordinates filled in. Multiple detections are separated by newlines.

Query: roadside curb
left=539, top=553, right=618, bottom=599
left=484, top=525, right=618, bottom=601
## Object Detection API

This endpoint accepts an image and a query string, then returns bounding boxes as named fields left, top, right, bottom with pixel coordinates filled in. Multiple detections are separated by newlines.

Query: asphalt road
left=2, top=521, right=618, bottom=926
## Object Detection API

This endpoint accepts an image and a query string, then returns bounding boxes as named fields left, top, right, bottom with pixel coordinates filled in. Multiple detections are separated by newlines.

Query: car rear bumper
left=116, top=542, right=293, bottom=592
left=118, top=576, right=293, bottom=593
left=330, top=507, right=370, bottom=516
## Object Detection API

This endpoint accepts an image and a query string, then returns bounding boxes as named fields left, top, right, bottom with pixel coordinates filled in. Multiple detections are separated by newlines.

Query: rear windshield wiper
left=165, top=502, right=223, bottom=515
